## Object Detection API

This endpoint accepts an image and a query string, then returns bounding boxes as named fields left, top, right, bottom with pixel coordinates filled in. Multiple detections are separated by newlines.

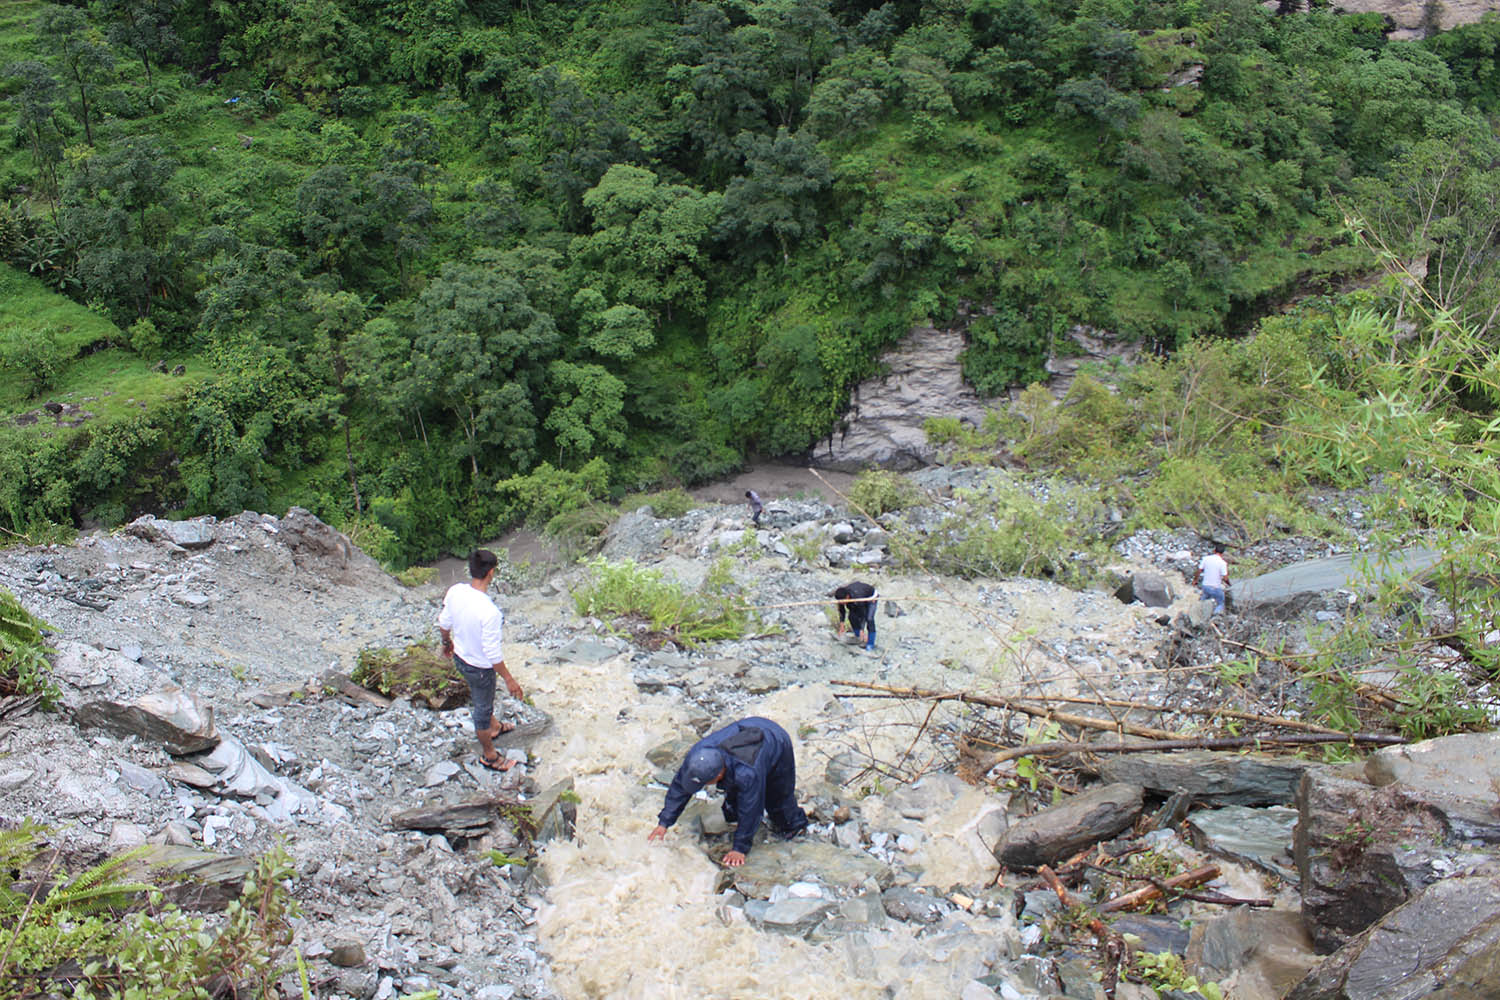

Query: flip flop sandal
left=478, top=752, right=514, bottom=772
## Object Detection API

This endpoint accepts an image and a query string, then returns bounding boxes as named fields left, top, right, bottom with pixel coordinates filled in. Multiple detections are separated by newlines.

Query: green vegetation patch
left=572, top=556, right=755, bottom=648
left=353, top=643, right=467, bottom=710
left=0, top=586, right=56, bottom=706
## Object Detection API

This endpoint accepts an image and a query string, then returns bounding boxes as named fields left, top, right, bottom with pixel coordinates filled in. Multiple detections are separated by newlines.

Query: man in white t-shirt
left=438, top=549, right=523, bottom=771
left=1196, top=546, right=1230, bottom=615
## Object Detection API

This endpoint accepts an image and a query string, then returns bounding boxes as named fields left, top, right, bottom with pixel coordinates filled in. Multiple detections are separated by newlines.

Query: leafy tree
left=399, top=259, right=560, bottom=484
left=3, top=61, right=66, bottom=206
left=545, top=360, right=628, bottom=463
left=98, top=0, right=183, bottom=88
left=36, top=5, right=114, bottom=146
left=528, top=66, right=640, bottom=231
left=573, top=164, right=722, bottom=319
left=717, top=127, right=831, bottom=264
left=59, top=136, right=180, bottom=322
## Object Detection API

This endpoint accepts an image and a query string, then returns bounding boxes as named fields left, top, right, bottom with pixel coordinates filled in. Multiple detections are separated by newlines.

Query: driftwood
left=834, top=680, right=1182, bottom=741
left=1097, top=864, right=1220, bottom=913
left=1039, top=865, right=1125, bottom=999
left=965, top=730, right=1406, bottom=772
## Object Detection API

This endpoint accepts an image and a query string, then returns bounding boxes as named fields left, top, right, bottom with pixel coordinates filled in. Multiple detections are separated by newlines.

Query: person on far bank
left=832, top=581, right=878, bottom=650
left=1196, top=545, right=1230, bottom=615
left=745, top=489, right=764, bottom=528
left=648, top=716, right=808, bottom=867
left=438, top=549, right=523, bottom=772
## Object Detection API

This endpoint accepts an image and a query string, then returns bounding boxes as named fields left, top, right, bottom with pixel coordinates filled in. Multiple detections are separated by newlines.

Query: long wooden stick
left=967, top=730, right=1405, bottom=772
left=1098, top=864, right=1220, bottom=913
left=1011, top=693, right=1352, bottom=736
left=833, top=680, right=1182, bottom=740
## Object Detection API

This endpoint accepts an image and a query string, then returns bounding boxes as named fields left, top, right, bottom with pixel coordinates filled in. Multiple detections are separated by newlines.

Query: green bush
left=0, top=827, right=298, bottom=1000
left=846, top=470, right=927, bottom=517
left=494, top=458, right=611, bottom=529
left=618, top=487, right=696, bottom=519
left=897, top=476, right=1106, bottom=587
left=354, top=644, right=467, bottom=708
left=0, top=587, right=58, bottom=707
left=572, top=556, right=755, bottom=646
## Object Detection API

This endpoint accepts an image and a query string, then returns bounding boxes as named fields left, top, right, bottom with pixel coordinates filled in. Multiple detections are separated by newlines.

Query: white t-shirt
left=1198, top=553, right=1229, bottom=589
left=437, top=583, right=504, bottom=669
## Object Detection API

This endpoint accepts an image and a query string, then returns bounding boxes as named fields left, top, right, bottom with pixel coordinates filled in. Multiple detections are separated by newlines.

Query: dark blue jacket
left=657, top=716, right=793, bottom=855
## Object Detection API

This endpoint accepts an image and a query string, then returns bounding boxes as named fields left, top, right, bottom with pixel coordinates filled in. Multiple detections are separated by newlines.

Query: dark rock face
left=1285, top=872, right=1500, bottom=1000
left=1099, top=750, right=1315, bottom=806
left=1294, top=770, right=1449, bottom=953
left=994, top=782, right=1143, bottom=868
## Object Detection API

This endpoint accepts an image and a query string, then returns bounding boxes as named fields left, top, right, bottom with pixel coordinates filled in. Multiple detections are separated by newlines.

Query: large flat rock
left=74, top=686, right=218, bottom=754
left=1099, top=750, right=1314, bottom=806
left=1365, top=731, right=1500, bottom=801
left=1286, top=872, right=1500, bottom=1000
left=1234, top=548, right=1440, bottom=620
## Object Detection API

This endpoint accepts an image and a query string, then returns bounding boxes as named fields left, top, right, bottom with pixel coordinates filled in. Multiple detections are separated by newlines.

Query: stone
left=1364, top=731, right=1500, bottom=801
left=1186, top=805, right=1299, bottom=881
left=1129, top=572, right=1174, bottom=608
left=813, top=891, right=889, bottom=938
left=117, top=761, right=169, bottom=798
left=882, top=885, right=945, bottom=923
left=529, top=777, right=578, bottom=844
left=75, top=685, right=219, bottom=754
left=329, top=938, right=367, bottom=967
left=812, top=326, right=993, bottom=470
left=743, top=896, right=837, bottom=936
left=1285, top=872, right=1500, bottom=1000
left=126, top=845, right=255, bottom=909
left=886, top=772, right=971, bottom=820
left=390, top=795, right=507, bottom=834
left=1188, top=908, right=1316, bottom=998
left=1294, top=769, right=1451, bottom=953
left=108, top=821, right=148, bottom=850
left=0, top=768, right=35, bottom=791
left=722, top=840, right=895, bottom=899
left=1098, top=750, right=1315, bottom=806
left=995, top=783, right=1144, bottom=868
left=1327, top=0, right=1500, bottom=40
left=423, top=761, right=461, bottom=787
left=126, top=514, right=218, bottom=550
left=549, top=638, right=620, bottom=664
left=173, top=591, right=213, bottom=609
left=1234, top=547, right=1440, bottom=620
left=1111, top=913, right=1190, bottom=956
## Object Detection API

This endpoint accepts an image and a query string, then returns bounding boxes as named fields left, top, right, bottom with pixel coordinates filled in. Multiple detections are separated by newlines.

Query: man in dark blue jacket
left=647, top=717, right=808, bottom=867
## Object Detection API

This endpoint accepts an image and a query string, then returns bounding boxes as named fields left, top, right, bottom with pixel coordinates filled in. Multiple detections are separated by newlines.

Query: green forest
left=2, top=0, right=1499, bottom=564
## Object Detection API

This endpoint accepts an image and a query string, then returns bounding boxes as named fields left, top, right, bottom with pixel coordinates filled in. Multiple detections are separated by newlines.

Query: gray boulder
left=1099, top=750, right=1314, bottom=806
left=994, top=782, right=1143, bottom=868
left=1234, top=547, right=1440, bottom=620
left=126, top=514, right=218, bottom=550
left=1285, top=872, right=1500, bottom=1000
left=1365, top=731, right=1500, bottom=800
left=1115, top=572, right=1174, bottom=608
left=74, top=686, right=219, bottom=754
left=881, top=885, right=946, bottom=923
left=1294, top=770, right=1450, bottom=953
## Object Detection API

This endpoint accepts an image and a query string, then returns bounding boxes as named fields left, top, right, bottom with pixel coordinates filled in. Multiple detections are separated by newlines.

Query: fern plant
left=0, top=586, right=58, bottom=707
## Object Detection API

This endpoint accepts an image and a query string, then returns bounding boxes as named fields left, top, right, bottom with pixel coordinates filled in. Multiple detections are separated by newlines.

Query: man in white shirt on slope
left=438, top=549, right=523, bottom=771
left=1196, top=545, right=1230, bottom=616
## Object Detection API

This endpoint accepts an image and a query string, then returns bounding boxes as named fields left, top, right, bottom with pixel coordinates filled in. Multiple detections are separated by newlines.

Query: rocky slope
left=2, top=483, right=1495, bottom=1000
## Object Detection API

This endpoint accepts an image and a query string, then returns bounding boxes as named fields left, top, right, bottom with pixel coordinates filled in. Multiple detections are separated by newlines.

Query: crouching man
left=647, top=716, right=808, bottom=867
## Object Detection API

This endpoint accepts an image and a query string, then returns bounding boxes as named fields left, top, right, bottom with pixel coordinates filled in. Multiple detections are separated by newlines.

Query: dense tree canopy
left=2, top=0, right=1499, bottom=562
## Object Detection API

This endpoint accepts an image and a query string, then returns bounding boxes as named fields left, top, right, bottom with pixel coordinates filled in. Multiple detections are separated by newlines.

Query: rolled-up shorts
left=454, top=656, right=496, bottom=731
